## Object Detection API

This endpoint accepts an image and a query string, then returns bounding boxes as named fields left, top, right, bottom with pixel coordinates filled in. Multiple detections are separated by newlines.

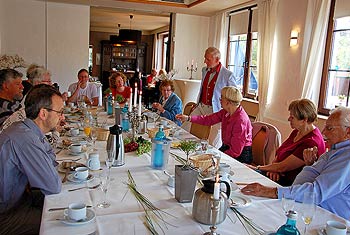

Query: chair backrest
left=251, top=121, right=282, bottom=165
left=183, top=102, right=196, bottom=115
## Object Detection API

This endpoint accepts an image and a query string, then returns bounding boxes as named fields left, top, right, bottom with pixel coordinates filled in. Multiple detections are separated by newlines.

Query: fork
left=68, top=184, right=100, bottom=192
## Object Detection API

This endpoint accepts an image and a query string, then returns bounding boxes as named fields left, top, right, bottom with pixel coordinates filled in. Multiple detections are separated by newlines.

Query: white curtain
left=152, top=33, right=158, bottom=70
left=256, top=0, right=279, bottom=121
left=300, top=0, right=331, bottom=104
left=211, top=12, right=229, bottom=63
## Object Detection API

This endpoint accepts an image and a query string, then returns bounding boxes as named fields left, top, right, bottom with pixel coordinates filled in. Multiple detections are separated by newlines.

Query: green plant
left=103, top=88, right=111, bottom=96
left=115, top=94, right=124, bottom=103
left=179, top=140, right=197, bottom=167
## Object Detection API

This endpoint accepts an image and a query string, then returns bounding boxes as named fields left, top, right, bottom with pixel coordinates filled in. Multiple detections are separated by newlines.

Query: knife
left=48, top=205, right=92, bottom=212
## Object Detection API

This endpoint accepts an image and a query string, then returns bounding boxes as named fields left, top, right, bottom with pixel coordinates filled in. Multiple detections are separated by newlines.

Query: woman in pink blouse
left=109, top=72, right=131, bottom=105
left=176, top=86, right=253, bottom=163
left=248, top=98, right=326, bottom=186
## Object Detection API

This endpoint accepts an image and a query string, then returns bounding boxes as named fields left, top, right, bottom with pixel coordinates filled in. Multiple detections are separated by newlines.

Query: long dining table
left=40, top=109, right=348, bottom=235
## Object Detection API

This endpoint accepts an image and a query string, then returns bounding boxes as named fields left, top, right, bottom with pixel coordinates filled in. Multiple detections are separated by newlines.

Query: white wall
left=173, top=14, right=209, bottom=80
left=0, top=0, right=89, bottom=92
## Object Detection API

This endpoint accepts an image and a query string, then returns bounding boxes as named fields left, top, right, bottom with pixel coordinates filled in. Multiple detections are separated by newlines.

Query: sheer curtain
left=256, top=0, right=279, bottom=121
left=210, top=12, right=229, bottom=63
left=300, top=0, right=331, bottom=104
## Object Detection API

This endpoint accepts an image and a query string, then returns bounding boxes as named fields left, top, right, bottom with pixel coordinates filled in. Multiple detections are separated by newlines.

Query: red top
left=200, top=63, right=221, bottom=105
left=111, top=86, right=131, bottom=104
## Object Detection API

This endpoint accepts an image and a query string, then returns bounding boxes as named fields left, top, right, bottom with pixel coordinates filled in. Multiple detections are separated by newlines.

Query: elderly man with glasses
left=241, top=107, right=350, bottom=220
left=0, top=85, right=63, bottom=235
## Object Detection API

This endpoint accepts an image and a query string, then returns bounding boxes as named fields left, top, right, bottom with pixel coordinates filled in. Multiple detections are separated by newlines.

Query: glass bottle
left=276, top=210, right=301, bottom=235
left=155, top=124, right=166, bottom=140
left=151, top=125, right=166, bottom=169
left=121, top=103, right=130, bottom=132
left=107, top=93, right=113, bottom=115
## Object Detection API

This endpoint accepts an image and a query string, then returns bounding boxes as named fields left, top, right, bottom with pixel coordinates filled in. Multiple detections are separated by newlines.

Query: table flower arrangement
left=0, top=54, right=27, bottom=69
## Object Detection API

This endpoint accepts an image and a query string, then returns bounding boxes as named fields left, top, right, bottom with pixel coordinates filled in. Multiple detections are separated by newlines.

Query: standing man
left=241, top=107, right=350, bottom=220
left=67, top=68, right=99, bottom=106
left=183, top=47, right=237, bottom=148
left=0, top=69, right=24, bottom=126
left=0, top=85, right=63, bottom=234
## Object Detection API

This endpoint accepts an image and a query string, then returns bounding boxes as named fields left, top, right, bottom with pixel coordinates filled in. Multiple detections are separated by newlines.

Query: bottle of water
left=155, top=125, right=166, bottom=140
left=276, top=210, right=301, bottom=235
left=151, top=125, right=166, bottom=169
left=121, top=103, right=130, bottom=132
left=107, top=93, right=113, bottom=115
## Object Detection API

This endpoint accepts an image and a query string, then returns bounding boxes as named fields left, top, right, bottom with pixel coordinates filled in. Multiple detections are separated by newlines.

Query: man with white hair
left=182, top=47, right=237, bottom=148
left=241, top=107, right=350, bottom=219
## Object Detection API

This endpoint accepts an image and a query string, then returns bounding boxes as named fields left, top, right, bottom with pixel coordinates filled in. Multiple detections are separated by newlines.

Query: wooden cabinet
left=100, top=40, right=146, bottom=92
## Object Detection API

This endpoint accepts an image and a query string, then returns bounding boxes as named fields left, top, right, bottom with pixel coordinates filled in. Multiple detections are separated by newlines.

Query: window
left=319, top=0, right=350, bottom=115
left=227, top=6, right=258, bottom=99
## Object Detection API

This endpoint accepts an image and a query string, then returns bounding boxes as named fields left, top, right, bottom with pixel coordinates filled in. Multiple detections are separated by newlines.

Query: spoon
left=49, top=205, right=92, bottom=212
left=68, top=184, right=100, bottom=192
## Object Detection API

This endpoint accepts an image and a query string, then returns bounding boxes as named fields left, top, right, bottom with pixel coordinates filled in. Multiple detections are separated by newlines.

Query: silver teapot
left=106, top=125, right=125, bottom=166
left=192, top=179, right=230, bottom=225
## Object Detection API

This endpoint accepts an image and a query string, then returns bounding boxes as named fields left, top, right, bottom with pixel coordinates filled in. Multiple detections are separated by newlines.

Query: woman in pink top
left=249, top=98, right=326, bottom=186
left=176, top=86, right=253, bottom=163
left=109, top=72, right=131, bottom=105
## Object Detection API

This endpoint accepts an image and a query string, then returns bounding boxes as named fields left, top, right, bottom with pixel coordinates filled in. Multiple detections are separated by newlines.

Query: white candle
left=129, top=91, right=133, bottom=112
left=138, top=91, right=142, bottom=116
left=191, top=59, right=194, bottom=65
left=134, top=83, right=137, bottom=107
left=213, top=182, right=220, bottom=200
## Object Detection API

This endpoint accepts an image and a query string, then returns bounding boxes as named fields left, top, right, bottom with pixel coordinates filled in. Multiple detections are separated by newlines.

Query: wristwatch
left=256, top=165, right=261, bottom=170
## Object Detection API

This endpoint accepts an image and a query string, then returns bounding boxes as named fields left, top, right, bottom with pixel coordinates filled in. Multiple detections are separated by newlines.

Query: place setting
left=316, top=220, right=350, bottom=235
left=56, top=202, right=96, bottom=226
left=67, top=143, right=88, bottom=156
left=67, top=166, right=95, bottom=184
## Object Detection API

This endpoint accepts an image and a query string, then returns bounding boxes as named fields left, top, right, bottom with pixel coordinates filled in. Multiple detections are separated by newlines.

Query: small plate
left=230, top=192, right=252, bottom=208
left=57, top=162, right=85, bottom=173
left=67, top=174, right=94, bottom=183
left=61, top=208, right=95, bottom=226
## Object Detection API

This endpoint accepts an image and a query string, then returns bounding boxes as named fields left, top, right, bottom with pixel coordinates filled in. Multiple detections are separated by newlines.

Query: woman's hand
left=152, top=102, right=165, bottom=113
left=303, top=146, right=318, bottom=166
left=266, top=171, right=280, bottom=182
left=175, top=114, right=188, bottom=122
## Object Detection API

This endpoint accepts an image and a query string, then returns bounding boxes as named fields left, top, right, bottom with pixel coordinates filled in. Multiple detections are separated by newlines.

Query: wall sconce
left=290, top=30, right=299, bottom=47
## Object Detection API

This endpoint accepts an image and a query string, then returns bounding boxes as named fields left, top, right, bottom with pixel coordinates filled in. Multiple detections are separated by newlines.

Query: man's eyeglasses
left=324, top=125, right=350, bottom=131
left=45, top=108, right=64, bottom=116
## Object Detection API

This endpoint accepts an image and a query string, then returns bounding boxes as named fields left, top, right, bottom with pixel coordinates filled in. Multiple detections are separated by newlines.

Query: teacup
left=87, top=152, right=100, bottom=171
left=68, top=102, right=75, bottom=108
left=74, top=167, right=89, bottom=180
left=65, top=202, right=86, bottom=221
left=70, top=128, right=79, bottom=137
left=69, top=144, right=82, bottom=153
left=326, top=221, right=347, bottom=235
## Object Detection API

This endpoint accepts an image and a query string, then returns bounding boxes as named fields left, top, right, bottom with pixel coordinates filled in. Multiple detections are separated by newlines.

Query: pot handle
left=219, top=180, right=231, bottom=198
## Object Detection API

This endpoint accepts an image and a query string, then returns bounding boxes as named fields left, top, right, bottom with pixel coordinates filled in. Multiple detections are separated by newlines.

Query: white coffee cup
left=87, top=152, right=100, bottom=171
left=74, top=167, right=89, bottom=180
left=66, top=202, right=86, bottom=221
left=70, top=128, right=79, bottom=137
left=69, top=144, right=82, bottom=153
left=326, top=221, right=347, bottom=235
left=68, top=102, right=75, bottom=108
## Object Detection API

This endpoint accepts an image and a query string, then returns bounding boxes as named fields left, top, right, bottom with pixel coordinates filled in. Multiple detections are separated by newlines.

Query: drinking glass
left=200, top=139, right=208, bottom=153
left=106, top=150, right=116, bottom=174
left=281, top=194, right=295, bottom=215
left=300, top=192, right=316, bottom=235
left=90, top=127, right=97, bottom=150
left=97, top=170, right=110, bottom=208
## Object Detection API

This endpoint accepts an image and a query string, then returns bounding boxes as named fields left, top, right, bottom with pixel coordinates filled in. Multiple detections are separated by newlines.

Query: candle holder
left=203, top=196, right=221, bottom=235
left=187, top=64, right=197, bottom=80
left=127, top=106, right=141, bottom=141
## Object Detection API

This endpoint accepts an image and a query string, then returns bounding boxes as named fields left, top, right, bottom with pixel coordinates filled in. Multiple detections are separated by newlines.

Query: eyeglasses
left=161, top=89, right=172, bottom=92
left=41, top=80, right=52, bottom=84
left=324, top=125, right=349, bottom=131
left=45, top=108, right=64, bottom=116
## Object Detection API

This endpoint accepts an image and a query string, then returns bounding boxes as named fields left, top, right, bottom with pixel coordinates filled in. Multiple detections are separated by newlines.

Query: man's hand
left=241, top=183, right=278, bottom=199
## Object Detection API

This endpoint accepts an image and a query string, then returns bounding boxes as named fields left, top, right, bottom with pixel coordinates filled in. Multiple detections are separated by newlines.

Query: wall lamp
left=290, top=30, right=299, bottom=47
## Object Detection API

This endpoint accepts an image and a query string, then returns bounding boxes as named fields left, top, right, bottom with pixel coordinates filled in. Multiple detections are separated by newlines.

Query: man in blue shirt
left=0, top=85, right=63, bottom=234
left=241, top=107, right=350, bottom=219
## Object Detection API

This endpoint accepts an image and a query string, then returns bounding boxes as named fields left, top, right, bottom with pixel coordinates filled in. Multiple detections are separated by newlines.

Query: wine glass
left=300, top=192, right=316, bottom=235
left=281, top=194, right=295, bottom=215
left=97, top=170, right=111, bottom=208
left=106, top=150, right=116, bottom=175
left=90, top=127, right=97, bottom=150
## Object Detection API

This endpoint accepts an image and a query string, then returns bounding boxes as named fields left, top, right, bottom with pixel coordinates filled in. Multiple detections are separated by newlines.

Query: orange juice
left=84, top=126, right=91, bottom=136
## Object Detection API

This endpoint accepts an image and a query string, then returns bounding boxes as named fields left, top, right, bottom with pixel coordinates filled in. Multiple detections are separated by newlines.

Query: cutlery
left=57, top=158, right=82, bottom=162
left=49, top=205, right=92, bottom=212
left=68, top=184, right=100, bottom=192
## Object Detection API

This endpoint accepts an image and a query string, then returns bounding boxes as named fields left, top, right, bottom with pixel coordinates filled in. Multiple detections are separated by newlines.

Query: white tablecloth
left=40, top=111, right=348, bottom=235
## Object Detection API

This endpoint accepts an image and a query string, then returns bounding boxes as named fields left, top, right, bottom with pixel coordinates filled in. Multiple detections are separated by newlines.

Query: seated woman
left=152, top=79, right=182, bottom=126
left=109, top=72, right=131, bottom=106
left=176, top=86, right=253, bottom=164
left=249, top=98, right=326, bottom=186
left=147, top=68, right=157, bottom=87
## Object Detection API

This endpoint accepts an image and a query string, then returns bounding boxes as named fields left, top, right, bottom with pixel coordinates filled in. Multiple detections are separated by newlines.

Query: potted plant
left=175, top=140, right=198, bottom=203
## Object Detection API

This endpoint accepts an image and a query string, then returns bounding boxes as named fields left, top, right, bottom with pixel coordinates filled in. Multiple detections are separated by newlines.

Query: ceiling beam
left=112, top=0, right=207, bottom=8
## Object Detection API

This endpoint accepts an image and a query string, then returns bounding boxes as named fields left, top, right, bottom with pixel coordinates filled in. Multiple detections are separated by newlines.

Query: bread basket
left=189, top=154, right=214, bottom=172
left=96, top=127, right=109, bottom=141
left=147, top=127, right=171, bottom=139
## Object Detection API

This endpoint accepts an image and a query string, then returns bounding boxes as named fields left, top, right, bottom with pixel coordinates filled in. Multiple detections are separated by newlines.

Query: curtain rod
left=228, top=4, right=257, bottom=16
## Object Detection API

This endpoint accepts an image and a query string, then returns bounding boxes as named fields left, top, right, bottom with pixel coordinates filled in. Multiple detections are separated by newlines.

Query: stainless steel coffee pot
left=106, top=125, right=125, bottom=166
left=192, top=179, right=230, bottom=225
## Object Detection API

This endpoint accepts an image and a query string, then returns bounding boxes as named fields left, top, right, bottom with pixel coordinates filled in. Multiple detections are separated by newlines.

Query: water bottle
left=121, top=104, right=130, bottom=132
left=107, top=93, right=113, bottom=115
left=151, top=125, right=167, bottom=169
left=155, top=125, right=166, bottom=140
left=276, top=210, right=301, bottom=235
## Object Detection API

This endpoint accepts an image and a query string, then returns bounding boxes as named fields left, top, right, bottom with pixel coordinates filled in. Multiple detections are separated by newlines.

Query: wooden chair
left=183, top=102, right=211, bottom=140
left=251, top=121, right=282, bottom=165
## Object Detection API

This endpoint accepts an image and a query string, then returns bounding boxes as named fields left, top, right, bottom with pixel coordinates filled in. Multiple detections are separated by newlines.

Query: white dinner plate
left=67, top=174, right=94, bottom=183
left=230, top=192, right=252, bottom=208
left=61, top=208, right=95, bottom=226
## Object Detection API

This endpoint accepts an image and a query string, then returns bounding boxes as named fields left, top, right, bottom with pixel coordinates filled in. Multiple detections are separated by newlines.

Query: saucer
left=57, top=162, right=85, bottom=173
left=230, top=192, right=252, bottom=208
left=67, top=174, right=94, bottom=183
left=318, top=227, right=350, bottom=235
left=61, top=208, right=95, bottom=226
